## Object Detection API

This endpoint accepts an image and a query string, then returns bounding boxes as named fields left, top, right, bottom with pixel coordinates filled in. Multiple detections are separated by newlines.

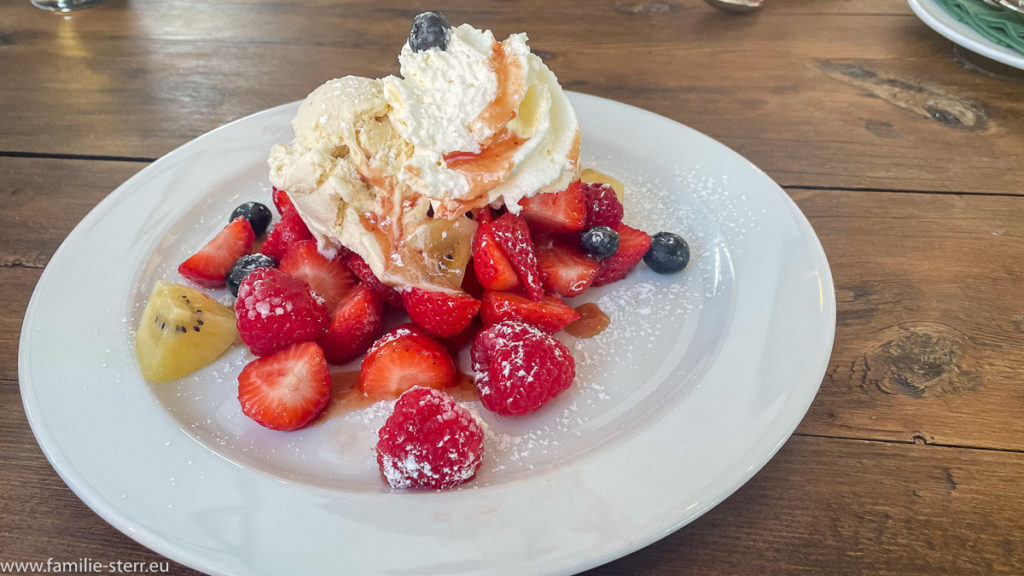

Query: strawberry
left=401, top=288, right=481, bottom=339
left=272, top=186, right=296, bottom=215
left=472, top=219, right=522, bottom=292
left=472, top=320, right=575, bottom=416
left=488, top=212, right=544, bottom=300
left=480, top=291, right=580, bottom=333
left=178, top=216, right=255, bottom=288
left=278, top=240, right=356, bottom=312
left=235, top=267, right=328, bottom=356
left=534, top=236, right=599, bottom=298
left=317, top=284, right=385, bottom=365
left=592, top=224, right=652, bottom=287
left=582, top=182, right=624, bottom=230
left=359, top=325, right=456, bottom=399
left=376, top=387, right=484, bottom=489
left=237, top=341, right=331, bottom=431
left=441, top=316, right=483, bottom=355
left=261, top=210, right=313, bottom=263
left=520, top=180, right=585, bottom=234
left=345, top=253, right=404, bottom=309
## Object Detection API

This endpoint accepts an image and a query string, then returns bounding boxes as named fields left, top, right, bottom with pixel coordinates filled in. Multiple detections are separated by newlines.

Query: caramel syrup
left=324, top=370, right=479, bottom=419
left=565, top=303, right=610, bottom=338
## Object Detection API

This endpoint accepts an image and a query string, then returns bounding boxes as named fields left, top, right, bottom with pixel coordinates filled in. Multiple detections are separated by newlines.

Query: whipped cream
left=268, top=20, right=580, bottom=292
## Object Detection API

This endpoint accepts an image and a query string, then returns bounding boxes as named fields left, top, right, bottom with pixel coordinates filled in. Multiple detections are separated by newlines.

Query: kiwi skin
left=136, top=281, right=238, bottom=382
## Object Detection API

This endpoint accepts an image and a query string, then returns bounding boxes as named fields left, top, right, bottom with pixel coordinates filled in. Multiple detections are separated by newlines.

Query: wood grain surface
left=2, top=0, right=1023, bottom=574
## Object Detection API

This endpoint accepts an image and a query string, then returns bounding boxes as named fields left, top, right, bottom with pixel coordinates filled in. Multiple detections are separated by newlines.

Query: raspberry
left=471, top=320, right=575, bottom=416
left=582, top=182, right=624, bottom=230
left=376, top=387, right=484, bottom=489
left=235, top=268, right=327, bottom=356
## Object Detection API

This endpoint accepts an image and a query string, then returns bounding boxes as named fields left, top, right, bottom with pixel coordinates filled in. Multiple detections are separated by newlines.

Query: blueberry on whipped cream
left=409, top=11, right=451, bottom=52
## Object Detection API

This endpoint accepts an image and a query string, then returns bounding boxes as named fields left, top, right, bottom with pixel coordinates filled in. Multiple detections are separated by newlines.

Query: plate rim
left=19, top=91, right=836, bottom=576
left=907, top=0, right=1024, bottom=70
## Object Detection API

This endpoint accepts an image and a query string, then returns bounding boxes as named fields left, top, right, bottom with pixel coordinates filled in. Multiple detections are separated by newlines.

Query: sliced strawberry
left=261, top=210, right=313, bottom=263
left=480, top=291, right=580, bottom=333
left=359, top=324, right=456, bottom=400
left=582, top=182, right=624, bottom=230
left=534, top=236, right=599, bottom=298
left=344, top=253, right=404, bottom=309
left=317, top=284, right=384, bottom=365
left=402, top=288, right=481, bottom=339
left=441, top=316, right=483, bottom=355
left=272, top=187, right=296, bottom=215
left=520, top=180, right=585, bottom=235
left=592, top=224, right=652, bottom=287
left=473, top=219, right=522, bottom=292
left=237, top=341, right=331, bottom=431
left=460, top=259, right=485, bottom=299
left=178, top=216, right=255, bottom=288
left=278, top=240, right=356, bottom=312
left=488, top=212, right=544, bottom=300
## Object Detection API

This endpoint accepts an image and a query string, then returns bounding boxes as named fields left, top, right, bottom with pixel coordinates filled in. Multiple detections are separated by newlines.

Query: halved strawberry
left=520, top=180, right=585, bottom=235
left=344, top=253, right=404, bottom=309
left=359, top=325, right=456, bottom=399
left=473, top=219, right=522, bottom=292
left=488, top=212, right=544, bottom=300
left=278, top=240, right=356, bottom=312
left=592, top=224, right=652, bottom=287
left=534, top=236, right=599, bottom=298
left=317, top=284, right=384, bottom=365
left=272, top=187, right=296, bottom=215
left=402, top=288, right=481, bottom=339
left=237, top=341, right=331, bottom=431
left=178, top=216, right=255, bottom=288
left=480, top=291, right=580, bottom=333
left=261, top=210, right=313, bottom=262
left=582, top=182, right=624, bottom=230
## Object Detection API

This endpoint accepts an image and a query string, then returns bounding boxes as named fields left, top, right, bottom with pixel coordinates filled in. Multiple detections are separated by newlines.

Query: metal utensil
left=704, top=0, right=765, bottom=13
left=980, top=0, right=1024, bottom=15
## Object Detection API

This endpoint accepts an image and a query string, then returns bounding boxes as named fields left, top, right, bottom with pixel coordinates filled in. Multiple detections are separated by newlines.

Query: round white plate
left=20, top=93, right=835, bottom=576
left=908, top=0, right=1024, bottom=70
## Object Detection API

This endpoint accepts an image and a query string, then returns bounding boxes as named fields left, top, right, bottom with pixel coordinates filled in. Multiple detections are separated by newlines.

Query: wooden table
left=3, top=0, right=1023, bottom=574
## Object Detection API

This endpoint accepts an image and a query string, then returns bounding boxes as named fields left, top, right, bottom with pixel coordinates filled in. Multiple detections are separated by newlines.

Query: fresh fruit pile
left=135, top=171, right=690, bottom=490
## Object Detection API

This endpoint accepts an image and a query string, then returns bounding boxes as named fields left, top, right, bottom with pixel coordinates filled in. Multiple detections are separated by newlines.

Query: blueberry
left=581, top=226, right=620, bottom=260
left=230, top=202, right=272, bottom=236
left=408, top=11, right=451, bottom=52
left=644, top=232, right=690, bottom=274
left=227, top=253, right=276, bottom=297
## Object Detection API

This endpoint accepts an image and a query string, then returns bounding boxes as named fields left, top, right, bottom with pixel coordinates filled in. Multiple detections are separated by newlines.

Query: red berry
left=520, top=180, right=586, bottom=234
left=376, top=387, right=484, bottom=489
left=402, top=288, right=481, bottom=339
left=317, top=284, right=384, bottom=365
left=178, top=216, right=254, bottom=288
left=237, top=341, right=332, bottom=431
left=471, top=320, right=575, bottom=416
left=261, top=210, right=313, bottom=262
left=235, top=267, right=328, bottom=356
left=592, top=224, right=652, bottom=287
left=272, top=187, right=296, bottom=215
left=488, top=212, right=544, bottom=300
left=359, top=325, right=456, bottom=399
left=472, top=219, right=522, bottom=292
left=480, top=291, right=580, bottom=334
left=582, top=182, right=624, bottom=230
left=534, top=235, right=599, bottom=298
left=278, top=240, right=356, bottom=312
left=345, top=253, right=404, bottom=309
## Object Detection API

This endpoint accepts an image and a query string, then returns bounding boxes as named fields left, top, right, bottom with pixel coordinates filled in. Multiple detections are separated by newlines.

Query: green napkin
left=933, top=0, right=1024, bottom=55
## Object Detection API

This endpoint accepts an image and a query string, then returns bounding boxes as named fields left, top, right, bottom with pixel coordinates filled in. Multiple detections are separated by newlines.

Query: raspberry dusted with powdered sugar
left=376, top=387, right=484, bottom=489
left=471, top=320, right=575, bottom=416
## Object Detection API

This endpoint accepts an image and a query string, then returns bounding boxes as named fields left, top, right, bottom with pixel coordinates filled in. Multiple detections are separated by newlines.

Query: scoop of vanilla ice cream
left=267, top=20, right=579, bottom=292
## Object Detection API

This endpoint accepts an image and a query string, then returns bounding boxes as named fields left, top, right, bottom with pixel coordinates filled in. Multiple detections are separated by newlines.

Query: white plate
left=20, top=93, right=835, bottom=576
left=908, top=0, right=1024, bottom=70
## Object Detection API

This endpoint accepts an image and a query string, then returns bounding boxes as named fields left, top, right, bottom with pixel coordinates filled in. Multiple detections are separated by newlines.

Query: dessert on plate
left=135, top=12, right=691, bottom=490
